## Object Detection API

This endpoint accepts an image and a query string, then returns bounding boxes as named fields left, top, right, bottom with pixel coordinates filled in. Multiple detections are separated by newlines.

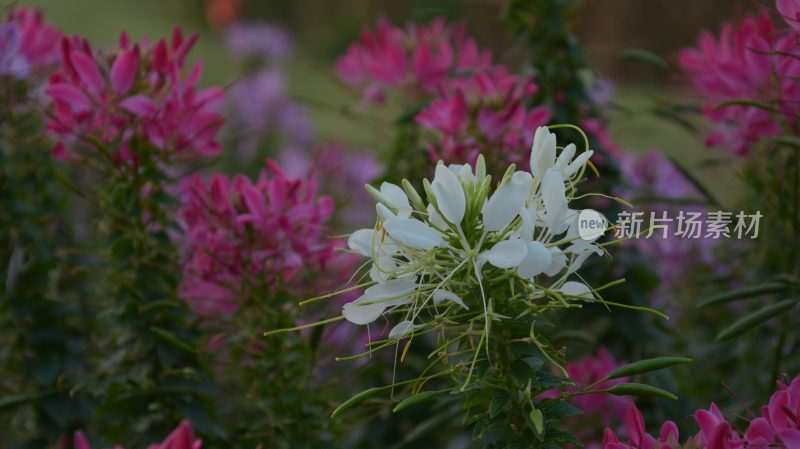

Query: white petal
left=427, top=203, right=446, bottom=229
left=479, top=239, right=528, bottom=269
left=433, top=289, right=468, bottom=309
left=343, top=277, right=418, bottom=323
left=563, top=150, right=594, bottom=179
left=544, top=247, right=566, bottom=276
left=370, top=253, right=399, bottom=281
left=348, top=229, right=376, bottom=257
left=553, top=143, right=576, bottom=172
left=432, top=163, right=466, bottom=225
left=517, top=241, right=552, bottom=278
left=483, top=171, right=532, bottom=232
left=381, top=182, right=412, bottom=218
left=542, top=169, right=568, bottom=234
left=342, top=299, right=386, bottom=325
left=384, top=217, right=444, bottom=249
left=530, top=126, right=556, bottom=181
left=377, top=203, right=396, bottom=221
left=560, top=281, right=593, bottom=298
left=519, top=203, right=538, bottom=241
left=388, top=320, right=418, bottom=339
left=449, top=163, right=477, bottom=185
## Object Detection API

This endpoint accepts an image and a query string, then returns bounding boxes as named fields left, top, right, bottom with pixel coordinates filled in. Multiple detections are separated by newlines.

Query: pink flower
left=762, top=375, right=800, bottom=448
left=603, top=403, right=680, bottom=449
left=335, top=17, right=491, bottom=102
left=416, top=66, right=551, bottom=167
left=179, top=160, right=336, bottom=315
left=694, top=404, right=744, bottom=449
left=74, top=420, right=201, bottom=449
left=679, top=6, right=800, bottom=155
left=46, top=28, right=225, bottom=163
left=778, top=0, right=800, bottom=30
left=0, top=8, right=62, bottom=78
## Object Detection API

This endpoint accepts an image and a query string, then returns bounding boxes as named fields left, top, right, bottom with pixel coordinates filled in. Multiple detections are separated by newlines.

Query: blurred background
left=14, top=0, right=754, bottom=203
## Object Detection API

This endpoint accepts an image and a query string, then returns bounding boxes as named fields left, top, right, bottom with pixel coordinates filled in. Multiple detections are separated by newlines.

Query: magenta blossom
left=603, top=375, right=800, bottom=449
left=179, top=160, right=336, bottom=315
left=0, top=8, right=62, bottom=78
left=46, top=28, right=225, bottom=162
left=679, top=6, right=800, bottom=155
left=74, top=420, right=201, bottom=449
left=416, top=66, right=550, bottom=166
left=336, top=17, right=492, bottom=103
left=603, top=403, right=681, bottom=449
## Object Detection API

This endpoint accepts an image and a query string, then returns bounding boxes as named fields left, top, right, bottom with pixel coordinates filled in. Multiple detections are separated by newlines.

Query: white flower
left=341, top=128, right=608, bottom=335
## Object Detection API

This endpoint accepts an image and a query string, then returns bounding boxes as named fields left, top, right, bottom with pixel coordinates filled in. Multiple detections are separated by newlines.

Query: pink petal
left=110, top=48, right=139, bottom=94
left=120, top=95, right=157, bottom=117
left=70, top=50, right=105, bottom=93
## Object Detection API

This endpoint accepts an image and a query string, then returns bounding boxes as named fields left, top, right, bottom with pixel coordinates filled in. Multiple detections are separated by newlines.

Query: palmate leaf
left=717, top=299, right=798, bottom=341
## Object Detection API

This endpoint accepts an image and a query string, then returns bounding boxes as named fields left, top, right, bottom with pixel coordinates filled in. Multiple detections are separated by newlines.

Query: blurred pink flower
left=179, top=160, right=336, bottom=315
left=679, top=7, right=800, bottom=155
left=46, top=28, right=225, bottom=162
left=603, top=403, right=680, bottom=449
left=74, top=420, right=201, bottom=449
left=279, top=143, right=383, bottom=227
left=761, top=375, right=800, bottom=448
left=335, top=17, right=492, bottom=102
left=603, top=375, right=800, bottom=449
left=416, top=66, right=550, bottom=166
left=0, top=8, right=62, bottom=78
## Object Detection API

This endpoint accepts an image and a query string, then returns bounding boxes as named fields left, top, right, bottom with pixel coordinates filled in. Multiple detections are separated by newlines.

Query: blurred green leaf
left=606, top=383, right=678, bottom=400
left=620, top=49, right=669, bottom=70
left=392, top=390, right=441, bottom=413
left=606, top=356, right=692, bottom=380
left=717, top=300, right=797, bottom=341
left=698, top=283, right=786, bottom=309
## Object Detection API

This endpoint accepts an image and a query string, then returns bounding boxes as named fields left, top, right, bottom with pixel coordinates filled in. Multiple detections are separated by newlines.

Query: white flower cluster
left=343, top=127, right=607, bottom=339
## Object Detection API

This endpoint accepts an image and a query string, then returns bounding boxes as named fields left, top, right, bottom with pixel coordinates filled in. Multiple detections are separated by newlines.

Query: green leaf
left=393, top=390, right=441, bottom=413
left=714, top=99, right=780, bottom=113
left=331, top=387, right=382, bottom=418
left=698, top=283, right=787, bottom=309
left=530, top=407, right=544, bottom=435
left=606, top=356, right=692, bottom=380
left=606, top=383, right=678, bottom=400
left=0, top=394, right=29, bottom=412
left=620, top=49, right=669, bottom=70
left=717, top=300, right=797, bottom=341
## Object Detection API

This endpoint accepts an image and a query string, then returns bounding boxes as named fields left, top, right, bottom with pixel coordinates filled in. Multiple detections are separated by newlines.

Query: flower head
left=46, top=28, right=225, bottom=162
left=0, top=8, right=62, bottom=78
left=679, top=7, right=800, bottom=155
left=416, top=66, right=551, bottom=167
left=342, top=126, right=602, bottom=343
left=179, top=160, right=336, bottom=315
left=335, top=17, right=492, bottom=103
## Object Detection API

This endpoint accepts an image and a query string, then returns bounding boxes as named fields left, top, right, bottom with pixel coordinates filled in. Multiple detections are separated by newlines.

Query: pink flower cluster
left=74, top=420, right=201, bottom=449
left=0, top=8, right=61, bottom=78
left=603, top=375, right=800, bottom=449
left=179, top=160, right=336, bottom=315
left=336, top=17, right=492, bottom=103
left=416, top=65, right=550, bottom=165
left=46, top=28, right=225, bottom=162
left=679, top=1, right=800, bottom=155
